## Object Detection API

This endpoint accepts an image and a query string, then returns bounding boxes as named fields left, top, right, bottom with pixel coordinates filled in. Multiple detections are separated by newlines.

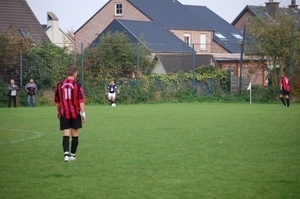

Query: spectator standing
left=8, top=79, right=19, bottom=108
left=25, top=78, right=38, bottom=107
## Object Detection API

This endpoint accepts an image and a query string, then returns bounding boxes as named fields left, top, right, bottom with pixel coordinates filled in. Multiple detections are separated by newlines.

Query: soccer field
left=0, top=103, right=299, bottom=199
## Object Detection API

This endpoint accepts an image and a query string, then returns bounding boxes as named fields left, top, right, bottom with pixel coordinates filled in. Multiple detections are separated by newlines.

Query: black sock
left=62, top=136, right=69, bottom=154
left=71, top=136, right=79, bottom=155
left=286, top=98, right=290, bottom=107
left=108, top=99, right=111, bottom=104
left=280, top=97, right=286, bottom=106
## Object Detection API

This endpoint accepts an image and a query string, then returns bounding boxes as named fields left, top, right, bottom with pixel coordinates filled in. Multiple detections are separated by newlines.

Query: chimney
left=265, top=0, right=280, bottom=18
left=47, top=12, right=59, bottom=42
left=47, top=12, right=59, bottom=30
left=289, top=0, right=299, bottom=9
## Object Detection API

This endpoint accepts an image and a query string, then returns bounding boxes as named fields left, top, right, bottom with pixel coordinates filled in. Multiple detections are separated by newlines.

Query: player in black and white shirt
left=106, top=80, right=120, bottom=106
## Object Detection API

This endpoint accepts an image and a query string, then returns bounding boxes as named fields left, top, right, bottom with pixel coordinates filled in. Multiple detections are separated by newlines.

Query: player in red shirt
left=279, top=72, right=290, bottom=107
left=55, top=66, right=86, bottom=162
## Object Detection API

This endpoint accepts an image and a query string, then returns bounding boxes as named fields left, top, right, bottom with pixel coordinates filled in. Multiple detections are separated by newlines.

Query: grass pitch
left=0, top=103, right=300, bottom=199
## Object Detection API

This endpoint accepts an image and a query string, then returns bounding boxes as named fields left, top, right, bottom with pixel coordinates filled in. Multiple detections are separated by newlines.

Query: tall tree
left=0, top=27, right=35, bottom=83
left=85, top=31, right=153, bottom=80
left=245, top=10, right=300, bottom=86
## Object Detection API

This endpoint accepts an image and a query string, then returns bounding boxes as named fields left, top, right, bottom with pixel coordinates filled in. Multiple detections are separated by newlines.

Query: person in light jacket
left=8, top=79, right=19, bottom=108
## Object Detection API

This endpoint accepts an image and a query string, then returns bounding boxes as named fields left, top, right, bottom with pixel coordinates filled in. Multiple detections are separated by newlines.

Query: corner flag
left=247, top=82, right=252, bottom=104
left=247, top=82, right=251, bottom=90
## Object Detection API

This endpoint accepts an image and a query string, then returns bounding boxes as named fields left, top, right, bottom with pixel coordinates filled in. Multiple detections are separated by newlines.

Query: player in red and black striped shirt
left=55, top=66, right=86, bottom=162
left=279, top=72, right=291, bottom=107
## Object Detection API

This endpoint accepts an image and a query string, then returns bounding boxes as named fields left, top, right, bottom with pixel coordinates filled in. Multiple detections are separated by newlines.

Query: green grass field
left=0, top=103, right=300, bottom=199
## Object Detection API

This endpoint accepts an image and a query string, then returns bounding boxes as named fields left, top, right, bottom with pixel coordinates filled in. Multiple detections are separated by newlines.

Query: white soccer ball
left=112, top=103, right=116, bottom=107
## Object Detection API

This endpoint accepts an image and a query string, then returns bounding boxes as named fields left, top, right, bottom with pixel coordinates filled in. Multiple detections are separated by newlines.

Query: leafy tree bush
left=84, top=31, right=154, bottom=82
left=240, top=84, right=279, bottom=103
left=0, top=77, right=8, bottom=107
left=246, top=10, right=300, bottom=88
left=17, top=89, right=27, bottom=107
left=83, top=81, right=107, bottom=105
left=24, top=42, right=76, bottom=90
left=0, top=30, right=34, bottom=84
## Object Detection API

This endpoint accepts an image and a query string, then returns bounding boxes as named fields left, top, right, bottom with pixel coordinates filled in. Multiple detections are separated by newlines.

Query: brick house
left=74, top=0, right=242, bottom=55
left=76, top=0, right=279, bottom=86
left=232, top=0, right=299, bottom=31
left=228, top=0, right=300, bottom=86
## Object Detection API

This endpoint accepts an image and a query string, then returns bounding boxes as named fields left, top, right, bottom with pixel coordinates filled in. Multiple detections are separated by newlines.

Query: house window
left=214, top=32, right=226, bottom=40
left=184, top=34, right=191, bottom=45
left=19, top=29, right=29, bottom=38
left=200, top=34, right=206, bottom=50
left=115, top=3, right=122, bottom=15
left=231, top=33, right=243, bottom=40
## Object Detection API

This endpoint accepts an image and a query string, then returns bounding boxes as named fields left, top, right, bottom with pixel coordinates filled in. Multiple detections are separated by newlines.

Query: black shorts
left=280, top=89, right=290, bottom=96
left=60, top=114, right=82, bottom=130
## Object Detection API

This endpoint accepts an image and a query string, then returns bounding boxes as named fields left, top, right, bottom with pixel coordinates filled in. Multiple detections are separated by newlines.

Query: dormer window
left=115, top=3, right=123, bottom=16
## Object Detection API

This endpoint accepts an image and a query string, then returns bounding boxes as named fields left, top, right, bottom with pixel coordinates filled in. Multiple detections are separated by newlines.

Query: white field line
left=0, top=128, right=42, bottom=145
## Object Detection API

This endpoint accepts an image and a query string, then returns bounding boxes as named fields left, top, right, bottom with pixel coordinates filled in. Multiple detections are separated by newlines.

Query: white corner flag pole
left=247, top=82, right=252, bottom=104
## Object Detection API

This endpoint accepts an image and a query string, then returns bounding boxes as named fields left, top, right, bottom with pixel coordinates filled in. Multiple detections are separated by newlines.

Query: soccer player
left=55, top=66, right=86, bottom=162
left=106, top=80, right=120, bottom=106
left=279, top=72, right=291, bottom=107
left=8, top=79, right=19, bottom=108
left=24, top=78, right=38, bottom=107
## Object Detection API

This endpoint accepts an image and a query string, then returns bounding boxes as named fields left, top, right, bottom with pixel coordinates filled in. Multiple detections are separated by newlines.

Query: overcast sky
left=26, top=0, right=293, bottom=32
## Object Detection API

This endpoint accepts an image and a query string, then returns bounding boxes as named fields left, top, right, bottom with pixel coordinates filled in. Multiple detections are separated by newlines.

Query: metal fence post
left=227, top=69, right=233, bottom=93
left=20, top=50, right=22, bottom=86
left=239, top=25, right=246, bottom=94
left=192, top=44, right=195, bottom=88
left=81, top=43, right=84, bottom=87
left=137, top=42, right=140, bottom=83
left=289, top=23, right=294, bottom=78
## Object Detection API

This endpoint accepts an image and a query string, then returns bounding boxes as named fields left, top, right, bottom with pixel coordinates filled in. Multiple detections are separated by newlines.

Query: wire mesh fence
left=1, top=41, right=228, bottom=106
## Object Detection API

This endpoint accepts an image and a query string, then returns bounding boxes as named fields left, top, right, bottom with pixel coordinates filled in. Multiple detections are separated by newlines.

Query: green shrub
left=83, top=81, right=106, bottom=105
left=17, top=89, right=27, bottom=106
left=242, top=85, right=279, bottom=103
left=36, top=90, right=55, bottom=106
left=0, top=77, right=8, bottom=107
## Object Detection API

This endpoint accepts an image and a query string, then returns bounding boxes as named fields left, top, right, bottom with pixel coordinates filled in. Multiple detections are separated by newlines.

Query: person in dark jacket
left=25, top=78, right=38, bottom=107
left=8, top=79, right=19, bottom=108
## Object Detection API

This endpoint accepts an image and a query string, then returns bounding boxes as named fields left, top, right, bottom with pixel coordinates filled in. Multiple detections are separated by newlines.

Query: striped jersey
left=280, top=76, right=290, bottom=91
left=55, top=78, right=84, bottom=119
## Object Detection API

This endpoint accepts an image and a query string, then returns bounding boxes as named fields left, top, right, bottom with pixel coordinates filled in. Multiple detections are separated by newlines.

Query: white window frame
left=214, top=32, right=226, bottom=40
left=231, top=33, right=243, bottom=40
left=115, top=3, right=123, bottom=16
left=184, top=34, right=191, bottom=46
left=200, top=34, right=206, bottom=50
